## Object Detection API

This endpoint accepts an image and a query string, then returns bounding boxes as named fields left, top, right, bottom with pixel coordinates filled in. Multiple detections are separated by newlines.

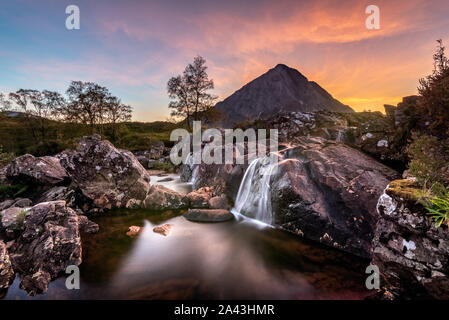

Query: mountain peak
left=273, top=63, right=289, bottom=70
left=215, top=65, right=353, bottom=126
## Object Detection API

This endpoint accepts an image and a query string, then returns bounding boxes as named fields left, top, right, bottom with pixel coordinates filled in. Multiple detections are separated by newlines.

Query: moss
left=387, top=179, right=422, bottom=201
left=12, top=210, right=28, bottom=231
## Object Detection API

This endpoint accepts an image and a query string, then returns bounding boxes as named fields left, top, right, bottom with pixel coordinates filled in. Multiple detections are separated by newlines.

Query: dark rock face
left=271, top=137, right=399, bottom=258
left=184, top=209, right=234, bottom=222
left=0, top=241, right=14, bottom=290
left=372, top=179, right=449, bottom=299
left=6, top=154, right=69, bottom=186
left=9, top=201, right=82, bottom=295
left=215, top=64, right=353, bottom=126
left=37, top=186, right=76, bottom=205
left=60, top=135, right=151, bottom=210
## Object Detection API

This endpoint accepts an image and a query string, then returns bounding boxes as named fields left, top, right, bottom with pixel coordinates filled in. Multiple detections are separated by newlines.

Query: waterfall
left=336, top=129, right=344, bottom=142
left=184, top=152, right=199, bottom=185
left=232, top=156, right=277, bottom=225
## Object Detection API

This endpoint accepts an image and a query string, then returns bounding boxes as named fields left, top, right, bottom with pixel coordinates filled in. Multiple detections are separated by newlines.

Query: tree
left=8, top=89, right=65, bottom=143
left=104, top=95, right=132, bottom=141
left=9, top=89, right=44, bottom=143
left=167, top=56, right=217, bottom=128
left=418, top=39, right=449, bottom=138
left=62, top=81, right=110, bottom=134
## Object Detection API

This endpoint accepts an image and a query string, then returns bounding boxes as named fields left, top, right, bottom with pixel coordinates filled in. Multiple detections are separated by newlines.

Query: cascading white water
left=232, top=156, right=277, bottom=225
left=184, top=152, right=199, bottom=185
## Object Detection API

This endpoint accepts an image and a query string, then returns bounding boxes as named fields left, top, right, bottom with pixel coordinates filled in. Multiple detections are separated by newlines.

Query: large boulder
left=60, top=135, right=151, bottom=210
left=269, top=137, right=398, bottom=258
left=0, top=241, right=14, bottom=290
left=6, top=154, right=69, bottom=186
left=142, top=185, right=188, bottom=210
left=371, top=179, right=449, bottom=299
left=9, top=201, right=83, bottom=295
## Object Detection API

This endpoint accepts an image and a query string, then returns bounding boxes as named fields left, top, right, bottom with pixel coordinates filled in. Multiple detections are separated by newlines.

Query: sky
left=1, top=0, right=449, bottom=121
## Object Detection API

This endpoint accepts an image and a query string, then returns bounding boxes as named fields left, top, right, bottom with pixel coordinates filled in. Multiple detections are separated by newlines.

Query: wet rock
left=9, top=201, right=82, bottom=295
left=184, top=209, right=234, bottom=222
left=157, top=177, right=174, bottom=183
left=60, top=135, right=151, bottom=211
left=0, top=240, right=14, bottom=290
left=153, top=224, right=172, bottom=236
left=185, top=187, right=213, bottom=208
left=143, top=185, right=187, bottom=210
left=20, top=271, right=51, bottom=296
left=209, top=194, right=228, bottom=210
left=6, top=154, right=69, bottom=186
left=371, top=179, right=449, bottom=299
left=126, top=226, right=142, bottom=237
left=78, top=215, right=99, bottom=234
left=271, top=136, right=399, bottom=258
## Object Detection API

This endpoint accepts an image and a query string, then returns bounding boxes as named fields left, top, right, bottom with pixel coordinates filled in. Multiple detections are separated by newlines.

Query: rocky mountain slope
left=215, top=64, right=353, bottom=126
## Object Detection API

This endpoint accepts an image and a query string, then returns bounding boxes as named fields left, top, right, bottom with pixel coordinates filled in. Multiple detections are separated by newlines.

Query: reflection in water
left=3, top=208, right=371, bottom=300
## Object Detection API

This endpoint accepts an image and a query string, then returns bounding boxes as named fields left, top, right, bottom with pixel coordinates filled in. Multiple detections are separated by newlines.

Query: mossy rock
left=387, top=179, right=421, bottom=201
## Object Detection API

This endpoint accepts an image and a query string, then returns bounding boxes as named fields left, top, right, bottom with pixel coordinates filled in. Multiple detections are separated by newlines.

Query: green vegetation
left=0, top=145, right=14, bottom=168
left=425, top=194, right=449, bottom=228
left=403, top=40, right=449, bottom=228
left=407, top=133, right=448, bottom=188
left=0, top=184, right=28, bottom=202
left=0, top=114, right=180, bottom=156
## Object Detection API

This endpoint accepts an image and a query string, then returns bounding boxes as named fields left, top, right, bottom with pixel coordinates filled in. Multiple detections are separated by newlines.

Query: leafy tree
left=9, top=89, right=65, bottom=143
left=62, top=81, right=110, bottom=134
left=104, top=96, right=132, bottom=142
left=167, top=56, right=217, bottom=128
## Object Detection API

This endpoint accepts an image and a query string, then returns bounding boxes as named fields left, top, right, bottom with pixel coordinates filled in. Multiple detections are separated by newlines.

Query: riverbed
left=2, top=175, right=371, bottom=300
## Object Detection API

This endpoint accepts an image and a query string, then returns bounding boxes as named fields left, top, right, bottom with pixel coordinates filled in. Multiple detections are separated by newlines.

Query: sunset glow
left=1, top=0, right=449, bottom=120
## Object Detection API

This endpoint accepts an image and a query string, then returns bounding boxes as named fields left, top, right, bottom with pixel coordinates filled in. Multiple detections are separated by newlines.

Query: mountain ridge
left=215, top=64, right=354, bottom=126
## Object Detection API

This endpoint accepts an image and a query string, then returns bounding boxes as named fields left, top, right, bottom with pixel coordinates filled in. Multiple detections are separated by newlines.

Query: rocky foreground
left=0, top=135, right=229, bottom=295
left=1, top=103, right=448, bottom=299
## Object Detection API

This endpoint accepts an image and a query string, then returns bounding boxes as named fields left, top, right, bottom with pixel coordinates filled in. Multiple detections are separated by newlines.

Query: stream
left=2, top=174, right=371, bottom=300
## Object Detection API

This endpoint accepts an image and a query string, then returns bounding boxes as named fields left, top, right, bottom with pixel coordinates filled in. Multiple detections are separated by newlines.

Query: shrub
left=407, top=133, right=449, bottom=188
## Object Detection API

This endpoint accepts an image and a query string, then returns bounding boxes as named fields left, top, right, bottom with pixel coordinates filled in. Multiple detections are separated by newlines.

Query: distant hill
left=215, top=64, right=354, bottom=126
